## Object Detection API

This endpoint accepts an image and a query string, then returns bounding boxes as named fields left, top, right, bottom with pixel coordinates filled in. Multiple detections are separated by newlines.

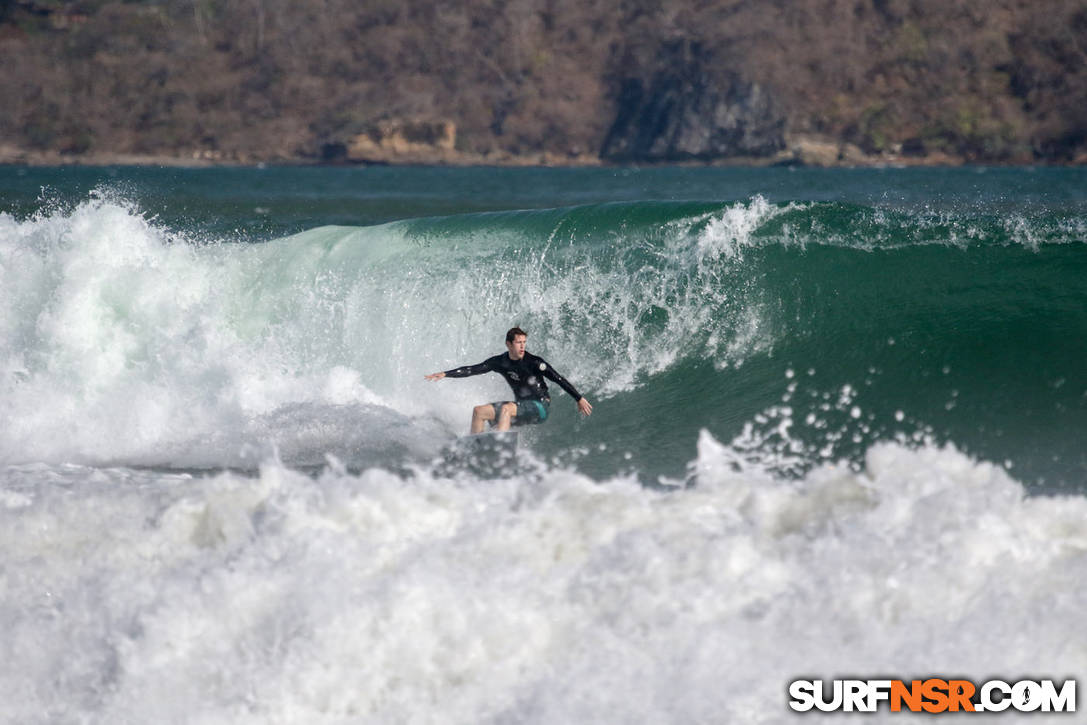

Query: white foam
left=2, top=437, right=1084, bottom=723
left=0, top=199, right=446, bottom=465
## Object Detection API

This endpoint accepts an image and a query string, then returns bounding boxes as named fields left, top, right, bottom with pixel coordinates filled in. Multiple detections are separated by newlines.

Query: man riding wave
left=425, top=327, right=593, bottom=433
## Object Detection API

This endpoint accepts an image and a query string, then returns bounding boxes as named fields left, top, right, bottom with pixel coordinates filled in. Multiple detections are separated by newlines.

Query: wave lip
left=695, top=194, right=797, bottom=262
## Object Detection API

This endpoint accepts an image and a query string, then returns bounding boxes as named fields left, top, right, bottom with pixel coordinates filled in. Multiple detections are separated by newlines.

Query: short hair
left=506, top=326, right=527, bottom=343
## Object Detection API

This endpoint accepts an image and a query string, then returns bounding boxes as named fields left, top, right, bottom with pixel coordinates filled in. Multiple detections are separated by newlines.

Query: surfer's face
left=506, top=334, right=527, bottom=360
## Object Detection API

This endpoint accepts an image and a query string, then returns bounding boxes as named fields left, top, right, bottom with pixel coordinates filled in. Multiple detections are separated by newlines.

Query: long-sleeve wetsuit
left=443, top=352, right=583, bottom=403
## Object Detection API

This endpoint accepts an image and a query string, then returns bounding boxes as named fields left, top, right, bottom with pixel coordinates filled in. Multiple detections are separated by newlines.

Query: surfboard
left=434, top=430, right=519, bottom=478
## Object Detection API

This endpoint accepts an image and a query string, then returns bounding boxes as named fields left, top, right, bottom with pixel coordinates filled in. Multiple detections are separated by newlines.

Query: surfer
left=425, top=327, right=593, bottom=434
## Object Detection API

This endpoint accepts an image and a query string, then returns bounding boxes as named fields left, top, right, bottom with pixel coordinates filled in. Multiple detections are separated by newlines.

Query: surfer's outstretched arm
left=425, top=359, right=495, bottom=381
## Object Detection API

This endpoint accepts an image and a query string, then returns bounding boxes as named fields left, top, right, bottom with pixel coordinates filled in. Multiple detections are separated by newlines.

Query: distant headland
left=1, top=0, right=1084, bottom=167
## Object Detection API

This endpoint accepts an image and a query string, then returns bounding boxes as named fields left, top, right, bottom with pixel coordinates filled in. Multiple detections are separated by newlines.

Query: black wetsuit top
left=444, top=352, right=583, bottom=403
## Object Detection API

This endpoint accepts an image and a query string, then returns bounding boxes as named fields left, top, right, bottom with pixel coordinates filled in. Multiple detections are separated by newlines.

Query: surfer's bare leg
left=471, top=404, right=495, bottom=434
left=494, top=402, right=517, bottom=432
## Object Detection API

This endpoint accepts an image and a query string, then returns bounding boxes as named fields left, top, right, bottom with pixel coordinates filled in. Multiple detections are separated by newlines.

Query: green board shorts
left=489, top=398, right=550, bottom=427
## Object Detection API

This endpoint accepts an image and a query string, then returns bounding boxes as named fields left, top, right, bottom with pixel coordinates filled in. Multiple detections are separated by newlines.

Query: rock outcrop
left=342, top=119, right=458, bottom=164
left=780, top=135, right=871, bottom=167
left=601, top=41, right=786, bottom=163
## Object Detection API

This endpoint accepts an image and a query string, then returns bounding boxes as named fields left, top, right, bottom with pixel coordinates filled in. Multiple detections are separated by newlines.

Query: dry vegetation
left=0, top=0, right=1084, bottom=164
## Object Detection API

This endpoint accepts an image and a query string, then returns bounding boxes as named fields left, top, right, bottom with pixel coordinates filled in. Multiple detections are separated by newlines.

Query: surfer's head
left=505, top=327, right=527, bottom=360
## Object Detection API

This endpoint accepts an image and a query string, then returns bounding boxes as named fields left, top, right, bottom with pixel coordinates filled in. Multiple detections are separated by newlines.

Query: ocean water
left=1, top=165, right=1085, bottom=723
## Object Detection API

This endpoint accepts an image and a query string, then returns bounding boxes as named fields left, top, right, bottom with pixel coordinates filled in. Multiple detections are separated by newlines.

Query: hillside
left=0, top=0, right=1085, bottom=166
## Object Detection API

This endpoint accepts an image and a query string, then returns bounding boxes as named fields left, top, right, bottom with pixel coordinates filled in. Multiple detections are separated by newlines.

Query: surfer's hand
left=577, top=397, right=593, bottom=416
left=425, top=372, right=445, bottom=381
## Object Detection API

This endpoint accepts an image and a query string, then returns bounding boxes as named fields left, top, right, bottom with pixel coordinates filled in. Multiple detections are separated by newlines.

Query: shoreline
left=1, top=146, right=1084, bottom=170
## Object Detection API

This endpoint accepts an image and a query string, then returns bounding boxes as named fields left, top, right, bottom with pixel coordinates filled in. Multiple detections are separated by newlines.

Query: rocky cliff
left=601, top=40, right=786, bottom=162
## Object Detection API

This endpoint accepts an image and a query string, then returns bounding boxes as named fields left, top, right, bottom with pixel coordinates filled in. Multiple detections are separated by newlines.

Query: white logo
left=788, top=679, right=1076, bottom=714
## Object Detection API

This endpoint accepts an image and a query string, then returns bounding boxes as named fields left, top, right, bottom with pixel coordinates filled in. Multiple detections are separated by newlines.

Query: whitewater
left=1, top=165, right=1085, bottom=723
